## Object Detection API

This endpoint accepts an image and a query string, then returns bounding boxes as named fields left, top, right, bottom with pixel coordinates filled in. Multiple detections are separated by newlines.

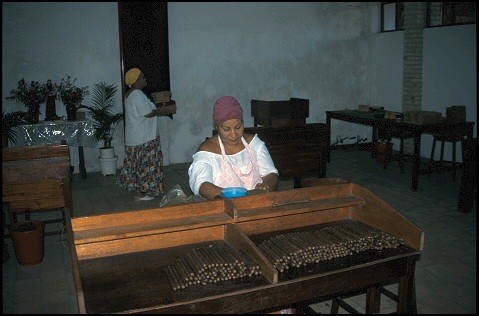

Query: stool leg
left=383, top=141, right=392, bottom=170
left=452, top=141, right=457, bottom=182
left=428, top=138, right=437, bottom=177
left=438, top=141, right=445, bottom=173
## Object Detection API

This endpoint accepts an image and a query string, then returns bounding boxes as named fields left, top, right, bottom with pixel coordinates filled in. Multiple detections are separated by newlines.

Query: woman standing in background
left=117, top=67, right=176, bottom=201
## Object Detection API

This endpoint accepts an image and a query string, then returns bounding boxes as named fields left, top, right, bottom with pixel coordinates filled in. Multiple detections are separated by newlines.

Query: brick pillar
left=402, top=2, right=427, bottom=154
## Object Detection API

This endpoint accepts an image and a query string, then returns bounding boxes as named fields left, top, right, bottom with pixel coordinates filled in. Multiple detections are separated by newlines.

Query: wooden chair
left=2, top=144, right=73, bottom=235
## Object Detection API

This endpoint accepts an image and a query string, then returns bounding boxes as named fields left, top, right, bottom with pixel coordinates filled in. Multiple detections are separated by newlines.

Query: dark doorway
left=118, top=2, right=170, bottom=102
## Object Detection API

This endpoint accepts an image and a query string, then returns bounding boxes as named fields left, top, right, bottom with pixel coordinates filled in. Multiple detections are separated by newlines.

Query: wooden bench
left=2, top=143, right=73, bottom=235
left=214, top=123, right=329, bottom=188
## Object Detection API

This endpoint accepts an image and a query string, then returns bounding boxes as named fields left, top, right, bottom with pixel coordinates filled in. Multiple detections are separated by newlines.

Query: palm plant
left=2, top=110, right=28, bottom=147
left=78, top=82, right=123, bottom=148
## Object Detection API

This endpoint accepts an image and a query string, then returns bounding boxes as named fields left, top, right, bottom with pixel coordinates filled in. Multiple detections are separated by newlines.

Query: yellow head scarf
left=125, top=68, right=142, bottom=88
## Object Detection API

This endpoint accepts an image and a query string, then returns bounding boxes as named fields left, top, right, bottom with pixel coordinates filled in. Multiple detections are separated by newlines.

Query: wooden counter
left=67, top=181, right=423, bottom=314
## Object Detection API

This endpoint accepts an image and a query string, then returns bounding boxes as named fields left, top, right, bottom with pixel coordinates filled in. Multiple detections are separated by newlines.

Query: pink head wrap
left=213, top=96, right=243, bottom=125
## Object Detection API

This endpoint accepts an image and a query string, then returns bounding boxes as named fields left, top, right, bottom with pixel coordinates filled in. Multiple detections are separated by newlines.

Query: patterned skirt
left=116, top=136, right=164, bottom=196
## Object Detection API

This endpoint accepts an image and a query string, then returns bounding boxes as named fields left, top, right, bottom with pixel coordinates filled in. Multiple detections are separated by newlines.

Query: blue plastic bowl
left=221, top=187, right=248, bottom=198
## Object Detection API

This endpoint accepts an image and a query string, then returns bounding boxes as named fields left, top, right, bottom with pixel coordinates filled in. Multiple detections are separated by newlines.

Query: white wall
left=3, top=2, right=476, bottom=173
left=167, top=2, right=372, bottom=163
left=370, top=23, right=477, bottom=160
left=2, top=2, right=123, bottom=173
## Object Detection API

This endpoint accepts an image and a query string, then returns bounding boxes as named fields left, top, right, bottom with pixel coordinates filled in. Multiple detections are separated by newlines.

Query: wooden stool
left=428, top=131, right=464, bottom=181
left=331, top=281, right=417, bottom=314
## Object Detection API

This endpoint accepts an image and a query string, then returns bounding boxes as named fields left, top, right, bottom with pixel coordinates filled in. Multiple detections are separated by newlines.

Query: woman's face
left=217, top=119, right=244, bottom=146
left=135, top=73, right=147, bottom=89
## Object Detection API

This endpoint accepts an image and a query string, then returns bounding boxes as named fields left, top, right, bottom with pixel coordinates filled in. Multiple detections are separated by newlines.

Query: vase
left=66, top=104, right=77, bottom=121
left=27, top=106, right=40, bottom=124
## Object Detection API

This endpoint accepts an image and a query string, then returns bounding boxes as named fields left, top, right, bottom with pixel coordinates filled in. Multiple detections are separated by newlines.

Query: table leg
left=326, top=114, right=331, bottom=162
left=372, top=126, right=378, bottom=158
left=397, top=257, right=417, bottom=314
left=78, top=146, right=87, bottom=179
left=411, top=135, right=421, bottom=191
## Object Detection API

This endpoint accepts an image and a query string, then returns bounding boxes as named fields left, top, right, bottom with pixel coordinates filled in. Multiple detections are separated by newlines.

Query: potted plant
left=78, top=81, right=124, bottom=175
left=9, top=220, right=46, bottom=266
left=57, top=76, right=89, bottom=121
left=2, top=110, right=29, bottom=147
left=5, top=78, right=48, bottom=124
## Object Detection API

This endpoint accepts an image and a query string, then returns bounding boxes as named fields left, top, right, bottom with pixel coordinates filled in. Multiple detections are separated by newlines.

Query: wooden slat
left=225, top=223, right=278, bottom=284
left=75, top=225, right=225, bottom=260
left=2, top=157, right=70, bottom=182
left=2, top=179, right=68, bottom=211
left=236, top=207, right=353, bottom=236
left=73, top=212, right=232, bottom=245
left=2, top=143, right=69, bottom=161
left=71, top=199, right=230, bottom=232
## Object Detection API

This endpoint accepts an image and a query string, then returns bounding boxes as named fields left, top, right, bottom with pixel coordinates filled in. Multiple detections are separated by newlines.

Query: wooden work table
left=67, top=181, right=423, bottom=314
left=326, top=110, right=475, bottom=191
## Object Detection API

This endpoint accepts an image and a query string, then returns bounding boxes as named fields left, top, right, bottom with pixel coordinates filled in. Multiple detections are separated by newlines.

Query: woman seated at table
left=188, top=96, right=279, bottom=200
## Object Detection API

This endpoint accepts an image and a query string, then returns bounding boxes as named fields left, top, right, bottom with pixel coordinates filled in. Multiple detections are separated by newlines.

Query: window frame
left=427, top=2, right=476, bottom=27
left=381, top=2, right=405, bottom=32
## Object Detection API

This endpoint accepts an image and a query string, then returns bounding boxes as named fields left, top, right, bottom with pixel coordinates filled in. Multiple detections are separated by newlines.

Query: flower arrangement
left=5, top=78, right=48, bottom=109
left=57, top=76, right=89, bottom=107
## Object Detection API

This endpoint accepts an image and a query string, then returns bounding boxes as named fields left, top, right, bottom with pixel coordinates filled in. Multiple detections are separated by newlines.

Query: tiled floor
left=3, top=148, right=476, bottom=314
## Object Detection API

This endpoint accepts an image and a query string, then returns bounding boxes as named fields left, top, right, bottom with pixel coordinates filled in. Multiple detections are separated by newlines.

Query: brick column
left=402, top=2, right=427, bottom=154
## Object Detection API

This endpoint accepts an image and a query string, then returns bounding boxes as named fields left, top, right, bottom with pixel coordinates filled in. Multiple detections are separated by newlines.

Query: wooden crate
left=403, top=110, right=443, bottom=124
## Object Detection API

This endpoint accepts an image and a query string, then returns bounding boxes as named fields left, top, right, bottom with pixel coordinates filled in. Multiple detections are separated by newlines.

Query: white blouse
left=188, top=135, right=278, bottom=195
left=124, top=90, right=157, bottom=146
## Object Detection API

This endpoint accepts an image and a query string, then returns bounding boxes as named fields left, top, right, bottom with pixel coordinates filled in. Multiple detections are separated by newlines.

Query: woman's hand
left=255, top=183, right=270, bottom=191
left=152, top=104, right=176, bottom=117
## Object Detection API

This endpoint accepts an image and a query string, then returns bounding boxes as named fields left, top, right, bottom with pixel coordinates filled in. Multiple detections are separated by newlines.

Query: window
left=382, top=2, right=475, bottom=31
left=381, top=2, right=404, bottom=32
left=427, top=2, right=476, bottom=27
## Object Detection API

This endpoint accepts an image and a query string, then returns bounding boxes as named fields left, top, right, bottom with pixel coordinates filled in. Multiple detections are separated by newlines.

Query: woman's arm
left=256, top=172, right=278, bottom=192
left=145, top=104, right=176, bottom=118
left=199, top=181, right=224, bottom=200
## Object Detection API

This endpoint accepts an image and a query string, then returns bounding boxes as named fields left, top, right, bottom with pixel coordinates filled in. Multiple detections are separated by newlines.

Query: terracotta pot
left=375, top=142, right=393, bottom=164
left=10, top=220, right=45, bottom=266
